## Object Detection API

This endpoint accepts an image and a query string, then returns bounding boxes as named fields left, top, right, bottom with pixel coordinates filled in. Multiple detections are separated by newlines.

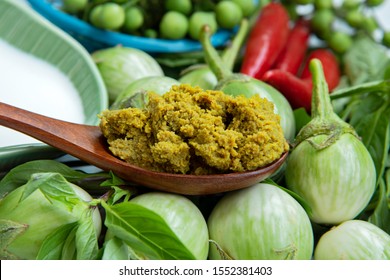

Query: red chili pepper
left=300, top=49, right=341, bottom=91
left=262, top=69, right=313, bottom=112
left=272, top=19, right=311, bottom=76
left=240, top=2, right=290, bottom=80
left=262, top=49, right=341, bottom=113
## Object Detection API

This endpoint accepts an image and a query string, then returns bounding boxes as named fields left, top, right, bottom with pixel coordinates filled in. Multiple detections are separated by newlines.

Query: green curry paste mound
left=99, top=84, right=289, bottom=175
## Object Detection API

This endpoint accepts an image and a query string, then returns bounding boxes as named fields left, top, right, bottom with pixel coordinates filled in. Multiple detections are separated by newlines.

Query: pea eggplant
left=199, top=23, right=296, bottom=142
left=285, top=59, right=377, bottom=225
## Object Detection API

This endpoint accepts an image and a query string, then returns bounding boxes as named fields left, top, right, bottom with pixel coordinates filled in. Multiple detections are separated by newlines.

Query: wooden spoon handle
left=0, top=101, right=102, bottom=158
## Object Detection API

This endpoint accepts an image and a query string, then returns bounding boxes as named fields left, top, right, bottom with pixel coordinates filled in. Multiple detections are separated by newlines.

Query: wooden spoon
left=0, top=102, right=288, bottom=195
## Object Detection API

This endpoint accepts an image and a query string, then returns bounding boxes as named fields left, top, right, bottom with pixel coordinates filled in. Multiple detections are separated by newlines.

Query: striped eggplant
left=285, top=59, right=377, bottom=225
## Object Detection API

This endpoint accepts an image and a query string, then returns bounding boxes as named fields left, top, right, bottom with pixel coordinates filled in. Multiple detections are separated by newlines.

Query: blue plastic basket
left=27, top=0, right=236, bottom=53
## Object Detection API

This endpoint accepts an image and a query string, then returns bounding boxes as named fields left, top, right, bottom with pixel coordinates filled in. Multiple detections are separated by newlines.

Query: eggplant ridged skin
left=314, top=220, right=390, bottom=260
left=92, top=47, right=164, bottom=103
left=130, top=192, right=210, bottom=260
left=207, top=183, right=314, bottom=260
left=285, top=133, right=377, bottom=225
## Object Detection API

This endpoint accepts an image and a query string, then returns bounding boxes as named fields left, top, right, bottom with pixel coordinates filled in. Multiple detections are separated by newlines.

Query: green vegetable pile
left=0, top=0, right=390, bottom=261
left=0, top=164, right=209, bottom=260
left=61, top=0, right=258, bottom=40
left=282, top=0, right=390, bottom=53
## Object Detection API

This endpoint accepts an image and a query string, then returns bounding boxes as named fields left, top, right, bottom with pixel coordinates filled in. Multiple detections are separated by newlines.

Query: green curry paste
left=99, top=84, right=289, bottom=174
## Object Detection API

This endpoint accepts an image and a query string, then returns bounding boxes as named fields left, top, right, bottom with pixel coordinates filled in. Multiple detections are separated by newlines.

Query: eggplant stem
left=310, top=59, right=334, bottom=119
left=293, top=59, right=359, bottom=149
left=221, top=19, right=250, bottom=71
left=199, top=25, right=233, bottom=81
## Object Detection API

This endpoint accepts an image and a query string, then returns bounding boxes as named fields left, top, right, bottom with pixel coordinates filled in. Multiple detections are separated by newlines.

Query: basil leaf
left=102, top=236, right=141, bottom=260
left=61, top=226, right=78, bottom=260
left=344, top=36, right=390, bottom=85
left=75, top=209, right=100, bottom=260
left=387, top=168, right=390, bottom=198
left=108, top=186, right=135, bottom=205
left=293, top=108, right=311, bottom=136
left=100, top=171, right=126, bottom=187
left=368, top=177, right=390, bottom=234
left=331, top=80, right=390, bottom=100
left=37, top=192, right=100, bottom=260
left=102, top=201, right=195, bottom=260
left=0, top=160, right=105, bottom=198
left=36, top=222, right=78, bottom=260
left=349, top=93, right=390, bottom=183
left=20, top=173, right=81, bottom=209
left=37, top=208, right=100, bottom=260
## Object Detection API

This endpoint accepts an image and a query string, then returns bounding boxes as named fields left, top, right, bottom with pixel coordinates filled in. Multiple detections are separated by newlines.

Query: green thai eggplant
left=314, top=220, right=390, bottom=259
left=92, top=46, right=164, bottom=103
left=285, top=59, right=377, bottom=225
left=207, top=183, right=314, bottom=260
left=179, top=64, right=218, bottom=90
left=0, top=173, right=102, bottom=260
left=110, top=76, right=180, bottom=109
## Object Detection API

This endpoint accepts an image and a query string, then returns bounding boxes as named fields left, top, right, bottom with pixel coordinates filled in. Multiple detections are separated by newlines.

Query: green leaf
left=102, top=237, right=143, bottom=260
left=37, top=210, right=100, bottom=260
left=100, top=171, right=126, bottom=187
left=293, top=108, right=311, bottom=137
left=61, top=227, right=78, bottom=260
left=343, top=36, right=390, bottom=85
left=387, top=154, right=390, bottom=168
left=107, top=186, right=135, bottom=205
left=156, top=51, right=206, bottom=68
left=36, top=222, right=78, bottom=260
left=387, top=169, right=390, bottom=201
left=20, top=173, right=82, bottom=210
left=102, top=201, right=196, bottom=260
left=331, top=80, right=390, bottom=100
left=0, top=160, right=106, bottom=199
left=368, top=178, right=390, bottom=234
left=349, top=93, right=390, bottom=183
left=75, top=209, right=100, bottom=260
left=0, top=219, right=28, bottom=260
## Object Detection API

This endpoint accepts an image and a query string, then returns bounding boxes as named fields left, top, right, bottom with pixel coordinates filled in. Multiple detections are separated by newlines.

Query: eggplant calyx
left=294, top=119, right=357, bottom=150
left=179, top=64, right=209, bottom=76
left=215, top=73, right=251, bottom=90
left=209, top=240, right=234, bottom=260
left=115, top=90, right=149, bottom=109
left=293, top=59, right=359, bottom=150
left=0, top=219, right=28, bottom=260
left=273, top=244, right=298, bottom=260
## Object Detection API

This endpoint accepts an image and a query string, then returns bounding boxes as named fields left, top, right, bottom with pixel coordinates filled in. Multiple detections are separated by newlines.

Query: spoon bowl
left=0, top=102, right=288, bottom=195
